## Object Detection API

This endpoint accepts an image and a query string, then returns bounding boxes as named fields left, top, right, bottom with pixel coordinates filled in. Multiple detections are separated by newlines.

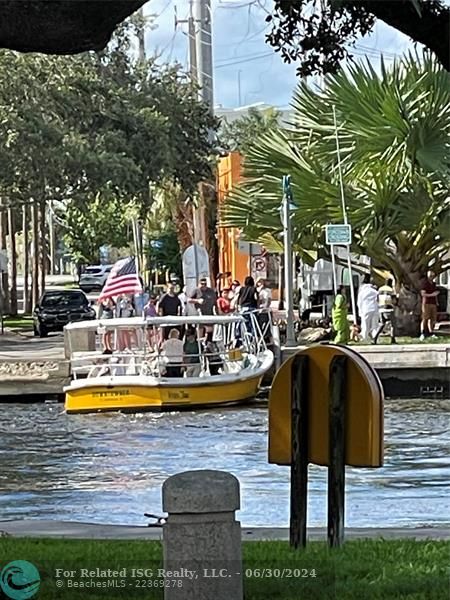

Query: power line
left=215, top=50, right=272, bottom=68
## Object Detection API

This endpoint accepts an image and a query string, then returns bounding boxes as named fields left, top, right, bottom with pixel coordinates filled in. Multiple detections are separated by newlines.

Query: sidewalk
left=1, top=520, right=448, bottom=541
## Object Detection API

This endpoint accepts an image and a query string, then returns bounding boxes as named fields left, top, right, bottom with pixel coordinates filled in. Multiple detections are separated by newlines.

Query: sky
left=140, top=0, right=414, bottom=109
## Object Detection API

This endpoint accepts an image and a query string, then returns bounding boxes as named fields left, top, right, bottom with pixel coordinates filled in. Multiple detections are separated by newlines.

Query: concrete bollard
left=162, top=470, right=243, bottom=600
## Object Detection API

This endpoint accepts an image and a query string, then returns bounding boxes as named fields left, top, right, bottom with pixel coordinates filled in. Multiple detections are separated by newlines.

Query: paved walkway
left=0, top=332, right=65, bottom=360
left=1, top=520, right=448, bottom=541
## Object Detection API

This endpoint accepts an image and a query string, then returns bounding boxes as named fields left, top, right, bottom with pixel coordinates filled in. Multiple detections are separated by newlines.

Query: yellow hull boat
left=64, top=314, right=274, bottom=414
left=65, top=373, right=265, bottom=414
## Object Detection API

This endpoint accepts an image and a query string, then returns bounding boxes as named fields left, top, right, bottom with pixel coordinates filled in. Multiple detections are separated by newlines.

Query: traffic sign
left=325, top=224, right=352, bottom=245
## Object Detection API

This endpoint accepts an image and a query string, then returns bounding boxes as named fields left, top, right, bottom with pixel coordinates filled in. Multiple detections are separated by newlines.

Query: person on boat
left=98, top=297, right=115, bottom=354
left=116, top=294, right=135, bottom=350
left=256, top=278, right=272, bottom=310
left=256, top=278, right=272, bottom=342
left=117, top=294, right=135, bottom=318
left=237, top=276, right=259, bottom=333
left=332, top=286, right=349, bottom=344
left=143, top=295, right=158, bottom=349
left=189, top=278, right=217, bottom=316
left=133, top=279, right=148, bottom=317
left=183, top=328, right=201, bottom=377
left=216, top=288, right=232, bottom=315
left=230, top=280, right=241, bottom=311
left=237, top=276, right=259, bottom=311
left=204, top=339, right=223, bottom=375
left=144, top=295, right=158, bottom=318
left=158, top=283, right=182, bottom=340
left=162, top=328, right=184, bottom=377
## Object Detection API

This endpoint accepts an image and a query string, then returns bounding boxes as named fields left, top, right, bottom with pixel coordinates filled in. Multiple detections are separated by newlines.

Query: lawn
left=0, top=538, right=447, bottom=599
left=2, top=315, right=34, bottom=330
left=350, top=335, right=450, bottom=346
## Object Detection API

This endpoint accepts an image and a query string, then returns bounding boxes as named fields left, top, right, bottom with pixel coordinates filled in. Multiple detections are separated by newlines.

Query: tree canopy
left=219, top=107, right=281, bottom=155
left=266, top=0, right=450, bottom=76
left=221, top=53, right=450, bottom=321
left=0, top=28, right=217, bottom=264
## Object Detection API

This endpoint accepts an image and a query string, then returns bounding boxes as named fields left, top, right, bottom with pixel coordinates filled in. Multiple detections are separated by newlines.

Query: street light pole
left=282, top=176, right=296, bottom=346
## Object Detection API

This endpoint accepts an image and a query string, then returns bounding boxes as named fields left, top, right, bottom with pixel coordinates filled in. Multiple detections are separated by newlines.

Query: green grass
left=2, top=315, right=34, bottom=330
left=0, top=538, right=448, bottom=599
left=350, top=335, right=450, bottom=346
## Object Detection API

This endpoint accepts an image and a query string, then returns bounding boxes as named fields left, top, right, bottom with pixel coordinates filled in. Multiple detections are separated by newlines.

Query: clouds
left=142, top=0, right=415, bottom=109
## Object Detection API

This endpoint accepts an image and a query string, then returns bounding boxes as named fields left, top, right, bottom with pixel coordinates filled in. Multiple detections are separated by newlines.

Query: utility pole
left=188, top=0, right=197, bottom=84
left=137, top=6, right=146, bottom=62
left=282, top=176, right=296, bottom=347
left=194, top=0, right=214, bottom=110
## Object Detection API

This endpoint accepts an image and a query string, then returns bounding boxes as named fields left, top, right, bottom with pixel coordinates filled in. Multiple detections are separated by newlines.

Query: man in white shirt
left=357, top=274, right=379, bottom=343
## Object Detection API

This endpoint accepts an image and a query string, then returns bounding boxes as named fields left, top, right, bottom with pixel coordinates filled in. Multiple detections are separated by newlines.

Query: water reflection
left=0, top=399, right=448, bottom=527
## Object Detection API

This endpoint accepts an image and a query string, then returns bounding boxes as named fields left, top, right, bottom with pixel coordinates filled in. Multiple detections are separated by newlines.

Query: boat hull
left=65, top=375, right=263, bottom=414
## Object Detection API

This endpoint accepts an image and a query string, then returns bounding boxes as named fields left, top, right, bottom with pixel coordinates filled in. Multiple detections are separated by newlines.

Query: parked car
left=33, top=290, right=96, bottom=337
left=79, top=264, right=112, bottom=292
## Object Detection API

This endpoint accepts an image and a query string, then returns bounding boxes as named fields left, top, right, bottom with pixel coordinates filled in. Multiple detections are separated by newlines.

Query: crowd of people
left=96, top=275, right=273, bottom=373
left=98, top=276, right=272, bottom=322
left=331, top=270, right=440, bottom=344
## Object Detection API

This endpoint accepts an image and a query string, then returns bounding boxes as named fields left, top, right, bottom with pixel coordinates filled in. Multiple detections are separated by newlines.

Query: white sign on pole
left=251, top=255, right=267, bottom=279
left=0, top=250, right=7, bottom=272
left=182, top=244, right=210, bottom=297
left=325, top=224, right=352, bottom=246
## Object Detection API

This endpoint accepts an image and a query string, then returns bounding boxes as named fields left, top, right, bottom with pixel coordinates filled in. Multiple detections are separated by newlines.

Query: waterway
left=0, top=398, right=449, bottom=528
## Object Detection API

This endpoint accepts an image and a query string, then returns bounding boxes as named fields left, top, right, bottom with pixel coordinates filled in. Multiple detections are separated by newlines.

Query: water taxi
left=64, top=313, right=273, bottom=413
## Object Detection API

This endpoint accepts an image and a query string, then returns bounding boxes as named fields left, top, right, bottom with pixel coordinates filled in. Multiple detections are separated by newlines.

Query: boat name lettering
left=92, top=390, right=131, bottom=398
left=168, top=391, right=189, bottom=400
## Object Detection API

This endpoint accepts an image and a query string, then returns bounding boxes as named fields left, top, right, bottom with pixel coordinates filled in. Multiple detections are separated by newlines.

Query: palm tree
left=221, top=53, right=450, bottom=334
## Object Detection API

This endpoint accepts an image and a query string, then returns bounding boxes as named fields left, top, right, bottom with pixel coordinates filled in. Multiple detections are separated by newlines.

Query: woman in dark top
left=237, top=276, right=259, bottom=310
left=237, top=276, right=259, bottom=334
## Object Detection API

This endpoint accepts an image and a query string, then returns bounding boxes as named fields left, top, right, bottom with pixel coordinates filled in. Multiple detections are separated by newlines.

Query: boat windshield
left=69, top=311, right=273, bottom=380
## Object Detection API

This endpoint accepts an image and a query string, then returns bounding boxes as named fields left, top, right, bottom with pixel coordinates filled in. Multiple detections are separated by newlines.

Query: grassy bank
left=2, top=315, right=34, bottom=330
left=0, top=538, right=448, bottom=599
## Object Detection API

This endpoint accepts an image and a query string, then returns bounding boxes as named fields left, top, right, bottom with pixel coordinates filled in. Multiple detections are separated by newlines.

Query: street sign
left=325, top=224, right=352, bottom=245
left=251, top=255, right=267, bottom=279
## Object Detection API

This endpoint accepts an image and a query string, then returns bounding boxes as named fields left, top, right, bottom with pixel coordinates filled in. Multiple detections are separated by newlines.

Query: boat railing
left=71, top=346, right=252, bottom=380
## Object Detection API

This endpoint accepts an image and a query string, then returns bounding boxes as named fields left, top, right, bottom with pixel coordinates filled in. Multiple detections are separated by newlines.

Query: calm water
left=0, top=399, right=449, bottom=527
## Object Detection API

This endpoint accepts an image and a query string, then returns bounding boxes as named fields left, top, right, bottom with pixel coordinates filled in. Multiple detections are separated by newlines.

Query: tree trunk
left=0, top=201, right=10, bottom=313
left=31, top=200, right=40, bottom=307
left=173, top=201, right=194, bottom=252
left=23, top=204, right=31, bottom=313
left=7, top=207, right=17, bottom=316
left=396, top=284, right=422, bottom=337
left=39, top=199, right=46, bottom=296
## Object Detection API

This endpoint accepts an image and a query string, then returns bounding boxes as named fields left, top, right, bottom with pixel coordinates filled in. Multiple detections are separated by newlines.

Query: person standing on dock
left=420, top=270, right=440, bottom=341
left=332, top=286, right=349, bottom=344
left=357, top=275, right=379, bottom=344
left=373, top=278, right=397, bottom=344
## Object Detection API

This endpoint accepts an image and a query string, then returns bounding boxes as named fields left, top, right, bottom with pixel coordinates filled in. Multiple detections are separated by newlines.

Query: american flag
left=98, top=257, right=142, bottom=302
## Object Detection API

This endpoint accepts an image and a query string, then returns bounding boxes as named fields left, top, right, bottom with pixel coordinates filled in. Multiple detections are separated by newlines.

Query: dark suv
left=33, top=290, right=96, bottom=337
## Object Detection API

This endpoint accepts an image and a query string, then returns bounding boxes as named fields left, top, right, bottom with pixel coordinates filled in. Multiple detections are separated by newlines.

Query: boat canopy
left=65, top=314, right=246, bottom=331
